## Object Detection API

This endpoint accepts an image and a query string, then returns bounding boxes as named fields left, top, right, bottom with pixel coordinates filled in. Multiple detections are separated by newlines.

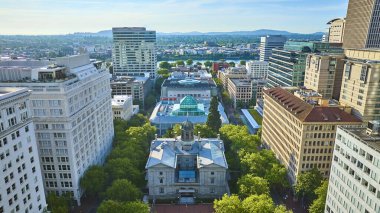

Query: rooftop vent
left=366, top=121, right=380, bottom=136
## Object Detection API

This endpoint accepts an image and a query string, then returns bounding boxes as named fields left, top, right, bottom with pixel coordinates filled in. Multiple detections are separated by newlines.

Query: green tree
left=97, top=200, right=149, bottom=213
left=163, top=124, right=181, bottom=137
left=175, top=60, right=185, bottom=66
left=157, top=68, right=169, bottom=75
left=240, top=60, right=246, bottom=66
left=159, top=61, right=172, bottom=69
left=237, top=174, right=270, bottom=198
left=229, top=62, right=235, bottom=67
left=204, top=61, right=213, bottom=68
left=186, top=59, right=193, bottom=66
left=105, top=179, right=142, bottom=202
left=274, top=205, right=293, bottom=213
left=214, top=194, right=243, bottom=213
left=265, top=163, right=290, bottom=190
left=240, top=150, right=289, bottom=190
left=105, top=158, right=143, bottom=186
left=295, top=168, right=323, bottom=201
left=241, top=194, right=275, bottom=213
left=309, top=180, right=328, bottom=213
left=145, top=94, right=157, bottom=109
left=196, top=62, right=202, bottom=66
left=46, top=192, right=71, bottom=213
left=206, top=96, right=222, bottom=132
left=194, top=124, right=217, bottom=138
left=80, top=165, right=108, bottom=197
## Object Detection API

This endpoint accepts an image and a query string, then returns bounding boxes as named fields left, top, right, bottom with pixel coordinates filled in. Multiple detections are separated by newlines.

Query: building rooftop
left=162, top=78, right=216, bottom=89
left=231, top=79, right=252, bottom=87
left=145, top=137, right=228, bottom=169
left=112, top=95, right=132, bottom=106
left=264, top=87, right=362, bottom=123
left=0, top=87, right=29, bottom=99
left=339, top=125, right=380, bottom=154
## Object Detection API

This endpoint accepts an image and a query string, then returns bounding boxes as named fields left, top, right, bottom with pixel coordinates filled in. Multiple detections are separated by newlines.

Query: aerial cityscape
left=1, top=0, right=380, bottom=213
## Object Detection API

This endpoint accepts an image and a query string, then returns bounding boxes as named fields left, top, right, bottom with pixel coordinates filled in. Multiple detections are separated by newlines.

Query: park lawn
left=248, top=109, right=262, bottom=125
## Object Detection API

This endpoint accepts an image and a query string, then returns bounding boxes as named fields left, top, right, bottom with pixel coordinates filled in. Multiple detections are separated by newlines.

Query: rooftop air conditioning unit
left=366, top=121, right=380, bottom=135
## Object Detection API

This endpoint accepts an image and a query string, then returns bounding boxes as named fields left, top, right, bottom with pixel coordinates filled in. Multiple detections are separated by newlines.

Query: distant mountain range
left=73, top=29, right=324, bottom=37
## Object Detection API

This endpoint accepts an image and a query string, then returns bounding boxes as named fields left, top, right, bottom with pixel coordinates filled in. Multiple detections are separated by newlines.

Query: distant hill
left=72, top=29, right=324, bottom=37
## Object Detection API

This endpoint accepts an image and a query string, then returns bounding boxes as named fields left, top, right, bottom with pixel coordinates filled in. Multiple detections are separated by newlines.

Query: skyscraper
left=0, top=55, right=114, bottom=205
left=259, top=35, right=286, bottom=61
left=0, top=87, right=47, bottom=213
left=343, top=0, right=380, bottom=49
left=112, top=27, right=157, bottom=78
left=326, top=123, right=380, bottom=213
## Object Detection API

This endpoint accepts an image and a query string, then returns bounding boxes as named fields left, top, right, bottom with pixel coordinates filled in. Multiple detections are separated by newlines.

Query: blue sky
left=0, top=0, right=349, bottom=35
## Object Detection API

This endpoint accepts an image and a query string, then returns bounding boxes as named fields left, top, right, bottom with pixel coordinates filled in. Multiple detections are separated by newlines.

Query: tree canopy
left=295, top=168, right=323, bottom=202
left=105, top=179, right=142, bottom=202
left=237, top=174, right=270, bottom=198
left=206, top=96, right=222, bottom=132
left=204, top=61, right=212, bottom=67
left=186, top=59, right=193, bottom=65
left=159, top=61, right=172, bottom=69
left=309, top=180, right=328, bottom=213
left=97, top=200, right=149, bottom=213
left=80, top=165, right=108, bottom=197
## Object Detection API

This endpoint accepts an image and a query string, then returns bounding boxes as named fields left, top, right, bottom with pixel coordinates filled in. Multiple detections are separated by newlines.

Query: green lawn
left=248, top=109, right=262, bottom=125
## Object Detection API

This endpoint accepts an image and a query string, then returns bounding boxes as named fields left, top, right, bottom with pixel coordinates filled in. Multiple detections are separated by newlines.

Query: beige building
left=339, top=49, right=380, bottom=122
left=262, top=87, right=362, bottom=184
left=217, top=67, right=247, bottom=90
left=343, top=0, right=380, bottom=49
left=304, top=53, right=345, bottom=100
left=227, top=78, right=252, bottom=108
left=327, top=18, right=345, bottom=43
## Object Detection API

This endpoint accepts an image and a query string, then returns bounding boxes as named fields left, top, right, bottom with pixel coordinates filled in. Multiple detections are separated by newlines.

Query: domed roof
left=181, top=120, right=194, bottom=130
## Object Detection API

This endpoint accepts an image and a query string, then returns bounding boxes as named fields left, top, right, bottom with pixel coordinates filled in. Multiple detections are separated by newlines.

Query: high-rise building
left=267, top=41, right=343, bottom=88
left=259, top=35, right=287, bottom=61
left=339, top=49, right=380, bottom=122
left=112, top=27, right=157, bottom=78
left=325, top=123, right=380, bottom=213
left=262, top=87, right=361, bottom=184
left=0, top=87, right=47, bottom=213
left=327, top=18, right=346, bottom=44
left=304, top=53, right=345, bottom=100
left=0, top=55, right=114, bottom=204
left=343, top=0, right=380, bottom=49
left=246, top=60, right=269, bottom=78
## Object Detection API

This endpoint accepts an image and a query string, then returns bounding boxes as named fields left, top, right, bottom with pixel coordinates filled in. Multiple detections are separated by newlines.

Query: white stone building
left=0, top=55, right=114, bottom=205
left=112, top=95, right=138, bottom=120
left=246, top=60, right=269, bottom=79
left=145, top=121, right=229, bottom=201
left=326, top=122, right=380, bottom=213
left=0, top=87, right=47, bottom=213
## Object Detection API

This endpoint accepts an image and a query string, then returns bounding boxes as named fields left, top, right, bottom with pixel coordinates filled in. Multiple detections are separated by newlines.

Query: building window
left=159, top=178, right=163, bottom=184
left=360, top=65, right=368, bottom=82
left=159, top=188, right=164, bottom=194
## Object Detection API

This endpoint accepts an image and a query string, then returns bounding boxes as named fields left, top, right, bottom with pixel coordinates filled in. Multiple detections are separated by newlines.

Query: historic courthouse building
left=145, top=121, right=229, bottom=200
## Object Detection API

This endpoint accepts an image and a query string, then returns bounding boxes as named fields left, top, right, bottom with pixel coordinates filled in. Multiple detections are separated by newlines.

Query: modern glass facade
left=267, top=41, right=342, bottom=88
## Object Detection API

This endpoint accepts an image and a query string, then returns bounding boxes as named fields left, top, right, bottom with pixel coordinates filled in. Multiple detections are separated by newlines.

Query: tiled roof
left=264, top=87, right=362, bottom=123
